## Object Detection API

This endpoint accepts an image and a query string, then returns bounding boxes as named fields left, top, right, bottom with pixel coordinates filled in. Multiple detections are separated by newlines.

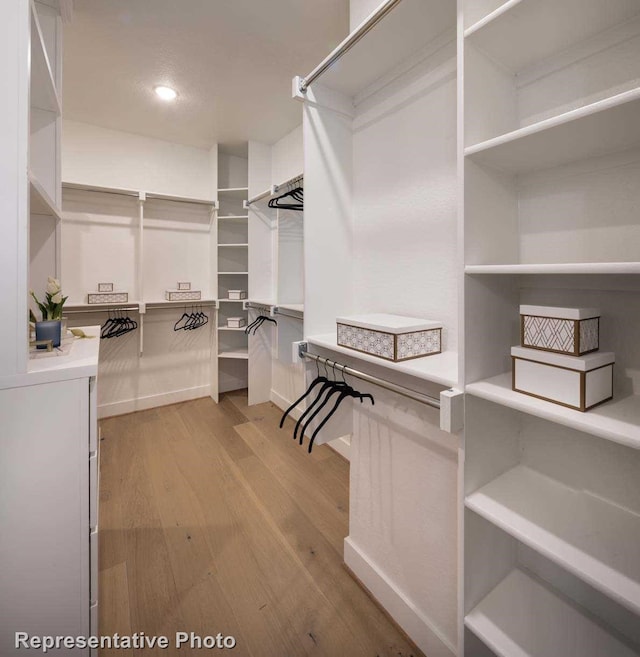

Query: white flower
left=51, top=292, right=62, bottom=304
left=46, top=277, right=61, bottom=295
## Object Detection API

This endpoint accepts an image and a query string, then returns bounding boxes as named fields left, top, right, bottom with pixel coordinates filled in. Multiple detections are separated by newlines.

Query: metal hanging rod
left=298, top=0, right=403, bottom=93
left=274, top=307, right=303, bottom=321
left=298, top=343, right=441, bottom=410
left=245, top=173, right=304, bottom=207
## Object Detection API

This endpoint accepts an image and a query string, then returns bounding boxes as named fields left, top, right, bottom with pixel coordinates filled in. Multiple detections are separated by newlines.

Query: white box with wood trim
left=336, top=313, right=442, bottom=362
left=520, top=304, right=600, bottom=356
left=511, top=346, right=614, bottom=412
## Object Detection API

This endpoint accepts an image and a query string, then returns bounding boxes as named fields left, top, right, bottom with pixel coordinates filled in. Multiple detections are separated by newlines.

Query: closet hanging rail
left=298, top=0, right=403, bottom=93
left=298, top=343, right=441, bottom=410
left=62, top=182, right=218, bottom=207
left=274, top=307, right=303, bottom=321
left=246, top=173, right=304, bottom=207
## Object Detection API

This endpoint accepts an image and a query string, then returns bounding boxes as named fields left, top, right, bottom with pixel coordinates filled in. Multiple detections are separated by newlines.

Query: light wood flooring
left=99, top=391, right=422, bottom=657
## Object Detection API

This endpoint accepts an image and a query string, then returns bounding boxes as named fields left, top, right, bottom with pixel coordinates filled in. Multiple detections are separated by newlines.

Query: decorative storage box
left=228, top=290, right=247, bottom=300
left=88, top=291, right=128, bottom=304
left=165, top=289, right=201, bottom=301
left=177, top=282, right=191, bottom=290
left=227, top=317, right=246, bottom=328
left=520, top=305, right=600, bottom=356
left=511, top=346, right=614, bottom=412
left=98, top=283, right=113, bottom=292
left=336, top=314, right=442, bottom=362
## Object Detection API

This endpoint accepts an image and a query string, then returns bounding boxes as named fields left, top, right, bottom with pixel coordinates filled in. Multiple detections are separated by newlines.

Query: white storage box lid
left=227, top=317, right=244, bottom=321
left=511, top=346, right=614, bottom=371
left=519, top=305, right=600, bottom=320
left=336, top=313, right=442, bottom=334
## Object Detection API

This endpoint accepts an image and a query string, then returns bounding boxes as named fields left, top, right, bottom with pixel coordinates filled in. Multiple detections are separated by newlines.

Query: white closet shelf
left=218, top=243, right=248, bottom=247
left=218, top=215, right=249, bottom=220
left=29, top=172, right=61, bottom=219
left=62, top=182, right=216, bottom=206
left=465, top=568, right=638, bottom=657
left=466, top=465, right=640, bottom=615
left=30, top=1, right=61, bottom=115
left=218, top=272, right=248, bottom=275
left=307, top=333, right=458, bottom=388
left=65, top=301, right=140, bottom=311
left=218, top=299, right=246, bottom=304
left=464, top=0, right=640, bottom=73
left=277, top=303, right=304, bottom=313
left=218, top=350, right=249, bottom=360
left=465, top=88, right=640, bottom=174
left=465, top=263, right=640, bottom=275
left=217, top=326, right=247, bottom=332
left=144, top=299, right=216, bottom=307
left=300, top=0, right=454, bottom=99
left=217, top=188, right=248, bottom=200
left=466, top=373, right=640, bottom=451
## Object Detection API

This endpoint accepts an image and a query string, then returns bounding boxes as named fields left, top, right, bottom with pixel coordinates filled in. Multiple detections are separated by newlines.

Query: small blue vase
left=35, top=320, right=62, bottom=349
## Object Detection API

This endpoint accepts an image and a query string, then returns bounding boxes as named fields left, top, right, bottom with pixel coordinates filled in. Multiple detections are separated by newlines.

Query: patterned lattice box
left=520, top=305, right=600, bottom=356
left=165, top=290, right=202, bottom=301
left=336, top=314, right=442, bottom=362
left=88, top=291, right=128, bottom=304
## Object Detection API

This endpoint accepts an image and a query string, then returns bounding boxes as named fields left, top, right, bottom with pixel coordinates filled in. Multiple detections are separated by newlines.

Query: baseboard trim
left=270, top=390, right=351, bottom=461
left=270, top=389, right=302, bottom=420
left=344, top=537, right=457, bottom=657
left=98, top=385, right=211, bottom=418
left=326, top=435, right=351, bottom=461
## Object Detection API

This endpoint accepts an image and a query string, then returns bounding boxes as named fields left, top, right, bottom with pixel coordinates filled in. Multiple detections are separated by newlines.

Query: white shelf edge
left=465, top=568, right=638, bottom=657
left=218, top=187, right=249, bottom=193
left=217, top=326, right=248, bottom=332
left=307, top=333, right=458, bottom=388
left=217, top=215, right=249, bottom=220
left=29, top=171, right=61, bottom=219
left=466, top=373, right=640, bottom=450
left=218, top=243, right=249, bottom=247
left=30, top=0, right=61, bottom=115
left=464, top=0, right=524, bottom=38
left=465, top=466, right=640, bottom=616
left=465, top=262, right=640, bottom=275
left=464, top=87, right=640, bottom=159
left=62, top=181, right=216, bottom=206
left=218, top=272, right=248, bottom=275
left=218, top=351, right=249, bottom=360
left=218, top=299, right=246, bottom=303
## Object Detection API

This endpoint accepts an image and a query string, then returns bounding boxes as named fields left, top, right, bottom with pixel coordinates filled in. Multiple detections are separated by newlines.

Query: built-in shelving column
left=217, top=151, right=250, bottom=395
left=461, top=1, right=640, bottom=654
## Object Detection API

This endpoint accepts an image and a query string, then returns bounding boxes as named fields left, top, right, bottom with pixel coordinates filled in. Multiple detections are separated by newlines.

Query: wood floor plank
left=98, top=394, right=423, bottom=657
left=99, top=562, right=132, bottom=657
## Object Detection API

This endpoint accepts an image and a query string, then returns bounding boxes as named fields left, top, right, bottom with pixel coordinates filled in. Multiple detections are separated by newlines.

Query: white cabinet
left=0, top=329, right=100, bottom=655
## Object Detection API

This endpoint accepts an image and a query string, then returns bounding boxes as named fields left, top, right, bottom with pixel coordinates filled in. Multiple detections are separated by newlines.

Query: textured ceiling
left=63, top=0, right=349, bottom=152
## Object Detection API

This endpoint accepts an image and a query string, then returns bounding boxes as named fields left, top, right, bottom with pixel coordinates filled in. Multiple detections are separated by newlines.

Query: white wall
left=350, top=0, right=383, bottom=30
left=352, top=41, right=458, bottom=350
left=272, top=124, right=304, bottom=185
left=62, top=120, right=216, bottom=198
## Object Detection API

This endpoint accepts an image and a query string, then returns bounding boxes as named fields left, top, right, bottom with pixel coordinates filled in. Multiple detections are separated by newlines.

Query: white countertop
left=0, top=326, right=101, bottom=390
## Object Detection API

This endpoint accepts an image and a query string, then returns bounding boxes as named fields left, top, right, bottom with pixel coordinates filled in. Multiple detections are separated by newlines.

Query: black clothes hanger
left=268, top=186, right=303, bottom=211
left=292, top=362, right=349, bottom=443
left=279, top=358, right=330, bottom=428
left=174, top=306, right=190, bottom=331
left=244, top=315, right=277, bottom=335
left=307, top=388, right=374, bottom=453
left=101, top=309, right=137, bottom=339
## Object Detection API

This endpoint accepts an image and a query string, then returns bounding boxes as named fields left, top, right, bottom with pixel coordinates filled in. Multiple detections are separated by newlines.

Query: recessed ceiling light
left=154, top=86, right=177, bottom=101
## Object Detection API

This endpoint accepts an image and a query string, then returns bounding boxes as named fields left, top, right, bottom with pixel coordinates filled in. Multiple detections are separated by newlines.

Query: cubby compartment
left=464, top=1, right=640, bottom=147
left=465, top=148, right=640, bottom=268
left=217, top=244, right=248, bottom=273
left=61, top=189, right=139, bottom=304
left=464, top=274, right=640, bottom=448
left=277, top=208, right=303, bottom=307
left=143, top=199, right=214, bottom=302
left=464, top=395, right=640, bottom=655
